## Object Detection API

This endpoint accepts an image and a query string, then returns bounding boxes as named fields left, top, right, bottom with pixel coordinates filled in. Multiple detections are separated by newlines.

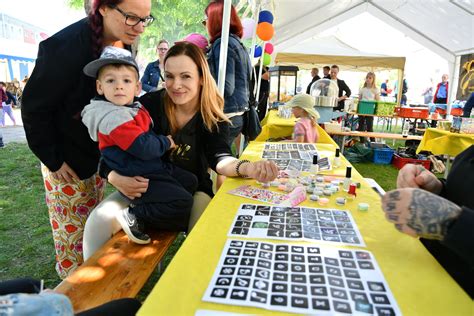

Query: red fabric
left=433, top=82, right=449, bottom=104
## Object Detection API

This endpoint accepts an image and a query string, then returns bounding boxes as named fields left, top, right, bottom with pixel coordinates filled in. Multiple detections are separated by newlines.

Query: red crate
left=396, top=107, right=429, bottom=119
left=392, top=153, right=431, bottom=170
left=450, top=108, right=463, bottom=116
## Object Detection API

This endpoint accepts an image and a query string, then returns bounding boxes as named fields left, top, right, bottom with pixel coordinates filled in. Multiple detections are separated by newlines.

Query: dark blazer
left=306, top=75, right=321, bottom=94
left=334, top=78, right=351, bottom=111
left=22, top=18, right=131, bottom=179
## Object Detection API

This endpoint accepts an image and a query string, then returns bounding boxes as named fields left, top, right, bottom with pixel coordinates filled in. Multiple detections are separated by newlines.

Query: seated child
left=81, top=46, right=197, bottom=244
left=287, top=94, right=320, bottom=143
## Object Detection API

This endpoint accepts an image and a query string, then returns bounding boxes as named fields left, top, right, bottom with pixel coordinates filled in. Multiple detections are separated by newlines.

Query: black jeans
left=357, top=116, right=375, bottom=142
left=130, top=165, right=198, bottom=231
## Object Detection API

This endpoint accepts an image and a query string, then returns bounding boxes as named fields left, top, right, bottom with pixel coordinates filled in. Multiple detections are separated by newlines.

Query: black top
left=306, top=75, right=321, bottom=94
left=137, top=90, right=233, bottom=197
left=423, top=145, right=474, bottom=297
left=22, top=18, right=102, bottom=179
left=334, top=79, right=351, bottom=111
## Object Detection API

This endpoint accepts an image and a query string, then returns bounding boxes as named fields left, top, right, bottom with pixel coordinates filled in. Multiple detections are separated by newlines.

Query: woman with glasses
left=21, top=0, right=154, bottom=279
left=141, top=39, right=169, bottom=92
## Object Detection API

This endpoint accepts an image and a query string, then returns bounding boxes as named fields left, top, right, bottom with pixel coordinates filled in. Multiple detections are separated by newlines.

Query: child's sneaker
left=116, top=208, right=151, bottom=244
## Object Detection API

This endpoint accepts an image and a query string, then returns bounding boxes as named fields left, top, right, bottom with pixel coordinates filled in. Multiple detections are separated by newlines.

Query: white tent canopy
left=265, top=0, right=474, bottom=103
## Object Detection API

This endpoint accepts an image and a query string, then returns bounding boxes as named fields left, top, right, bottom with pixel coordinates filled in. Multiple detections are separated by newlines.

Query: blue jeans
left=224, top=114, right=244, bottom=149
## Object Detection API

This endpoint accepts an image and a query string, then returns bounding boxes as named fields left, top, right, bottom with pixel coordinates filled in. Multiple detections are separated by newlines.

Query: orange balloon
left=256, top=22, right=274, bottom=41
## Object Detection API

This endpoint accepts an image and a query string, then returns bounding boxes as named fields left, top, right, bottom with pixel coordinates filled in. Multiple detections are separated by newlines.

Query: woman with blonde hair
left=357, top=72, right=380, bottom=142
left=83, top=42, right=278, bottom=258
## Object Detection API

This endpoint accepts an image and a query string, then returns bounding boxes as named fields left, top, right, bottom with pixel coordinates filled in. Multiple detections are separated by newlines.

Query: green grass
left=0, top=142, right=400, bottom=296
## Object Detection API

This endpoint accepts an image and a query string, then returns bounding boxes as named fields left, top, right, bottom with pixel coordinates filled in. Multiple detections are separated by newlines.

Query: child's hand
left=167, top=135, right=176, bottom=149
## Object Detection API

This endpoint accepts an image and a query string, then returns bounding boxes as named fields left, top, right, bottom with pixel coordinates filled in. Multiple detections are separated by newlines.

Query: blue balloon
left=254, top=45, right=262, bottom=58
left=258, top=10, right=274, bottom=24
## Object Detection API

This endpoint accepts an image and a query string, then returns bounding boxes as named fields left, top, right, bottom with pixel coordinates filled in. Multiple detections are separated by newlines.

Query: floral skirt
left=41, top=164, right=105, bottom=279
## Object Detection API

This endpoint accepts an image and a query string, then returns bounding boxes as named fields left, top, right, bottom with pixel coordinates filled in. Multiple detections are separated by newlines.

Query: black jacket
left=423, top=145, right=474, bottom=297
left=334, top=78, right=351, bottom=111
left=22, top=18, right=131, bottom=179
left=306, top=75, right=320, bottom=94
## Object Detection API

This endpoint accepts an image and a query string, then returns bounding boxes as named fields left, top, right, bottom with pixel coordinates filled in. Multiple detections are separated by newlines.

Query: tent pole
left=217, top=0, right=232, bottom=95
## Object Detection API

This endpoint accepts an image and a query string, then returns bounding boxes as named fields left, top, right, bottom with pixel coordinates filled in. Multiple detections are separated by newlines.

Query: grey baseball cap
left=83, top=46, right=139, bottom=78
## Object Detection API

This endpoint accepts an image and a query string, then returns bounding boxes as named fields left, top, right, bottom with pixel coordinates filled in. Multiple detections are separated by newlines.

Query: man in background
left=433, top=74, right=449, bottom=105
left=322, top=66, right=330, bottom=79
left=306, top=67, right=320, bottom=94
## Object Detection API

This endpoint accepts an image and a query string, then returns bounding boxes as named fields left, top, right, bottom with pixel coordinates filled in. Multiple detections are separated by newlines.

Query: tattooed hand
left=382, top=188, right=462, bottom=240
left=396, top=164, right=443, bottom=194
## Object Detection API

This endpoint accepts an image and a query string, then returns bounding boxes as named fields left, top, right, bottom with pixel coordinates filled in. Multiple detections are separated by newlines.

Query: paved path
left=1, top=108, right=26, bottom=144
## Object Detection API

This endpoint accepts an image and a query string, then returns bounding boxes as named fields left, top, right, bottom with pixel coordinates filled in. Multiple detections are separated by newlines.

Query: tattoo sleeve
left=406, top=189, right=462, bottom=240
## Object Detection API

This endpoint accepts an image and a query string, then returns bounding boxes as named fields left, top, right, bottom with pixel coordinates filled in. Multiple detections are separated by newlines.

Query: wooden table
left=137, top=142, right=472, bottom=316
left=326, top=130, right=423, bottom=153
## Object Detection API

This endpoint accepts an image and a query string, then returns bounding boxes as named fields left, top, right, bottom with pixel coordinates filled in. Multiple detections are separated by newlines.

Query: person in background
left=0, top=278, right=141, bottom=315
left=0, top=81, right=7, bottom=127
left=83, top=42, right=279, bottom=259
left=433, top=74, right=449, bottom=105
left=306, top=67, right=320, bottom=94
left=394, top=77, right=408, bottom=105
left=322, top=66, right=330, bottom=79
left=330, top=64, right=351, bottom=111
left=81, top=46, right=197, bottom=244
left=381, top=145, right=474, bottom=298
left=422, top=78, right=434, bottom=104
left=21, top=0, right=153, bottom=279
left=380, top=79, right=389, bottom=97
left=357, top=72, right=380, bottom=142
left=141, top=39, right=169, bottom=92
left=251, top=64, right=270, bottom=121
left=205, top=0, right=251, bottom=150
left=0, top=82, right=17, bottom=126
left=287, top=94, right=320, bottom=143
left=177, top=33, right=209, bottom=53
left=462, top=92, right=474, bottom=117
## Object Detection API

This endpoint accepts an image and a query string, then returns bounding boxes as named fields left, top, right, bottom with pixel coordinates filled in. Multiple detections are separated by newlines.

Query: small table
left=417, top=128, right=474, bottom=176
left=256, top=110, right=338, bottom=147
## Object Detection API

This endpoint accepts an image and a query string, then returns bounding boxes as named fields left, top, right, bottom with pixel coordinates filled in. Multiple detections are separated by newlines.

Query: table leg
left=340, top=135, right=346, bottom=154
left=444, top=155, right=451, bottom=178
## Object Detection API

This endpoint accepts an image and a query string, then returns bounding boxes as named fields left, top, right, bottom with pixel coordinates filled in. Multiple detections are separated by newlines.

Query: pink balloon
left=264, top=43, right=274, bottom=54
left=242, top=18, right=256, bottom=40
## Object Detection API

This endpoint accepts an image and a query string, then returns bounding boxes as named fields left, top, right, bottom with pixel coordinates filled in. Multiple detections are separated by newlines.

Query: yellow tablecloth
left=417, top=128, right=474, bottom=156
left=139, top=142, right=472, bottom=316
left=256, top=110, right=338, bottom=147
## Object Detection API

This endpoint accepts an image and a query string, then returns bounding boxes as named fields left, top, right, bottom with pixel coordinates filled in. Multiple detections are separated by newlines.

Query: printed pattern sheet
left=203, top=239, right=401, bottom=315
left=228, top=204, right=365, bottom=247
left=262, top=143, right=331, bottom=172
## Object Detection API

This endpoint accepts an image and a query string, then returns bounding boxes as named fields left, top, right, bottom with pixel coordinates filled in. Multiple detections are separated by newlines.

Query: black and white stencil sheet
left=262, top=143, right=330, bottom=172
left=229, top=204, right=365, bottom=247
left=203, top=240, right=401, bottom=315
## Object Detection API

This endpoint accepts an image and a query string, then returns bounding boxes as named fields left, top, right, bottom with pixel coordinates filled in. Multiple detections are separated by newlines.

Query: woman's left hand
left=244, top=160, right=279, bottom=183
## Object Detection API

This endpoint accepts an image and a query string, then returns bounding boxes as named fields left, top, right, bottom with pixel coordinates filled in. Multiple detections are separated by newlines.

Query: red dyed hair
left=205, top=0, right=243, bottom=43
left=88, top=0, right=123, bottom=57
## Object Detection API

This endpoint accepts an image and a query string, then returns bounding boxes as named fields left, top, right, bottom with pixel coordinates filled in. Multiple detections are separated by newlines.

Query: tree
left=66, top=0, right=209, bottom=60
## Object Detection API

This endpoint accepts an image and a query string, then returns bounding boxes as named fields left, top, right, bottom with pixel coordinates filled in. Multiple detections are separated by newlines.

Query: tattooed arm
left=396, top=164, right=443, bottom=194
left=382, top=188, right=462, bottom=240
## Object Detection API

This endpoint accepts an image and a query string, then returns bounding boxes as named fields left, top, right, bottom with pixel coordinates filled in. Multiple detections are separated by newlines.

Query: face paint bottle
left=343, top=166, right=352, bottom=191
left=311, top=154, right=319, bottom=173
left=333, top=148, right=341, bottom=168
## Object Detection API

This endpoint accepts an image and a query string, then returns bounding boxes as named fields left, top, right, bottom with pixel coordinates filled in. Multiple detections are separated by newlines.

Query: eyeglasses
left=112, top=5, right=155, bottom=27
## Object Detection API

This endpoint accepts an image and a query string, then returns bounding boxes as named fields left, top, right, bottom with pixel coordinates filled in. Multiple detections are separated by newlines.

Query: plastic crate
left=368, top=143, right=395, bottom=164
left=375, top=101, right=396, bottom=116
left=357, top=100, right=376, bottom=114
left=450, top=108, right=463, bottom=116
left=392, top=153, right=431, bottom=170
left=396, top=107, right=429, bottom=119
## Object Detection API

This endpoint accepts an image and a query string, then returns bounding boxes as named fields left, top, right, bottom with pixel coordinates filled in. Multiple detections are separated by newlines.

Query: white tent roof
left=272, top=0, right=474, bottom=63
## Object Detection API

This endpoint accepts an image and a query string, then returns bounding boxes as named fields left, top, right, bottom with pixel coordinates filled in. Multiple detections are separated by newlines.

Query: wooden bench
left=55, top=230, right=178, bottom=313
left=326, top=130, right=423, bottom=153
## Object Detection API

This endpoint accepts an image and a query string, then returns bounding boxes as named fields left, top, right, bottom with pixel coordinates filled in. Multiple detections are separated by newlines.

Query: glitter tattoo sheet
left=228, top=186, right=290, bottom=205
left=228, top=204, right=365, bottom=247
left=262, top=143, right=331, bottom=172
left=203, top=240, right=401, bottom=315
